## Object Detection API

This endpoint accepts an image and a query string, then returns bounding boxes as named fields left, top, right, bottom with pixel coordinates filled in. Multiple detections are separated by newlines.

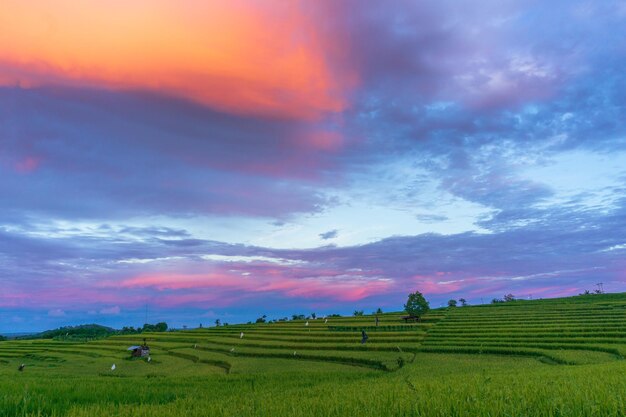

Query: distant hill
left=15, top=324, right=116, bottom=341
left=9, top=322, right=169, bottom=341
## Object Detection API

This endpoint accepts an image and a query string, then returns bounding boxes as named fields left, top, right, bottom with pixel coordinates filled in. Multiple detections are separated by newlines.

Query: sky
left=2, top=0, right=626, bottom=332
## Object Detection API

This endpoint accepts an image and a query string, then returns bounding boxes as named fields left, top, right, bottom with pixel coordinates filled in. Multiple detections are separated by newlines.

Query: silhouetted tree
left=447, top=299, right=457, bottom=307
left=458, top=298, right=467, bottom=306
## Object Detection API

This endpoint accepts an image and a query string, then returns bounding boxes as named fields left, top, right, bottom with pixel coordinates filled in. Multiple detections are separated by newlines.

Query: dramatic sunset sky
left=2, top=1, right=626, bottom=332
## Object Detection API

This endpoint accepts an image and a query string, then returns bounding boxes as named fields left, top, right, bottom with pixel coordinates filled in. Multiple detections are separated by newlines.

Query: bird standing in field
left=18, top=364, right=25, bottom=372
left=111, top=364, right=116, bottom=371
left=147, top=357, right=151, bottom=363
left=305, top=321, right=309, bottom=326
left=240, top=332, right=244, bottom=339
left=324, top=319, right=328, bottom=324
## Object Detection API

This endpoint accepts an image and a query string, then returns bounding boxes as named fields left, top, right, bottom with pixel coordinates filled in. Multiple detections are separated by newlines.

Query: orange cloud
left=0, top=1, right=355, bottom=120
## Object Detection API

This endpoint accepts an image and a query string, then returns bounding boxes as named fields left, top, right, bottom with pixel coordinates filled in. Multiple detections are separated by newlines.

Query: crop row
left=165, top=338, right=419, bottom=353
left=422, top=335, right=626, bottom=345
left=139, top=329, right=426, bottom=338
left=164, top=350, right=232, bottom=373
left=419, top=341, right=623, bottom=357
left=431, top=327, right=626, bottom=335
left=444, top=312, right=626, bottom=321
left=438, top=321, right=626, bottom=329
left=415, top=345, right=574, bottom=364
left=190, top=345, right=403, bottom=371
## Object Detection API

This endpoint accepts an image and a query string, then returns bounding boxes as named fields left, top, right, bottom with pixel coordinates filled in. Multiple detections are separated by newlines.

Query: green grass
left=4, top=293, right=626, bottom=416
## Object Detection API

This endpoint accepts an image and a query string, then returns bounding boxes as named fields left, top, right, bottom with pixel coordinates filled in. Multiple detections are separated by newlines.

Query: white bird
left=324, top=319, right=328, bottom=324
left=305, top=321, right=309, bottom=326
left=240, top=332, right=244, bottom=339
left=111, top=364, right=116, bottom=371
left=230, top=347, right=235, bottom=353
left=147, top=357, right=152, bottom=362
left=293, top=351, right=297, bottom=356
left=194, top=344, right=197, bottom=349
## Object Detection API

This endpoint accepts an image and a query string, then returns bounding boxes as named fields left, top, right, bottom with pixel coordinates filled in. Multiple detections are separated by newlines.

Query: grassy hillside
left=3, top=293, right=626, bottom=416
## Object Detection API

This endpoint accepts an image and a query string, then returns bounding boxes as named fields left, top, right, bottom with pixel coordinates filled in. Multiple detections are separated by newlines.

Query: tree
left=353, top=310, right=364, bottom=316
left=214, top=319, right=221, bottom=327
left=404, top=291, right=430, bottom=318
left=504, top=293, right=516, bottom=302
left=491, top=298, right=503, bottom=304
left=376, top=307, right=383, bottom=314
left=447, top=299, right=457, bottom=307
left=311, top=313, right=316, bottom=319
left=255, top=315, right=267, bottom=324
left=141, top=322, right=168, bottom=332
left=458, top=298, right=467, bottom=307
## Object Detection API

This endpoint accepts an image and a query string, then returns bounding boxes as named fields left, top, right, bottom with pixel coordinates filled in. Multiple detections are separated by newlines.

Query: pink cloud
left=113, top=263, right=395, bottom=307
left=14, top=156, right=41, bottom=173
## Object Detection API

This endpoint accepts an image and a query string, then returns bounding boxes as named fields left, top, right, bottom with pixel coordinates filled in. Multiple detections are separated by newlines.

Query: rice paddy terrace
left=3, top=293, right=626, bottom=416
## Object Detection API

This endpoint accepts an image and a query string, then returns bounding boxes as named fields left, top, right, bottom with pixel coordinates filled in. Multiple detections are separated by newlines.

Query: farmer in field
left=361, top=330, right=368, bottom=344
left=375, top=316, right=379, bottom=327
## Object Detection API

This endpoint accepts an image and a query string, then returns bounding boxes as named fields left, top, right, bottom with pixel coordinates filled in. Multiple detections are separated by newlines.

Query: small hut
left=127, top=340, right=150, bottom=358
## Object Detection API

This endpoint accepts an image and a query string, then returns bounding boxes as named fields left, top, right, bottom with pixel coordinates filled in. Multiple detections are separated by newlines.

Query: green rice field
left=3, top=293, right=626, bottom=416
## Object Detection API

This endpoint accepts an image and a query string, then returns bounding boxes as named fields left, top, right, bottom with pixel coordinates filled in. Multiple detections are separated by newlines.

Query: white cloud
left=48, top=309, right=66, bottom=317
left=99, top=306, right=121, bottom=315
left=200, top=254, right=305, bottom=265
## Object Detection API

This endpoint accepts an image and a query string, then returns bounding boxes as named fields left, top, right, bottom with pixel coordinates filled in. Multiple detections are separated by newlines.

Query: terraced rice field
left=420, top=293, right=626, bottom=364
left=3, top=294, right=626, bottom=416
